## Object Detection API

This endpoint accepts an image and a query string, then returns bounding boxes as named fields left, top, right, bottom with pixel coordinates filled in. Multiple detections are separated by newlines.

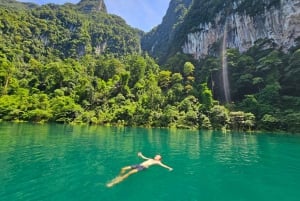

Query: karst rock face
left=182, top=0, right=300, bottom=59
left=142, top=0, right=300, bottom=62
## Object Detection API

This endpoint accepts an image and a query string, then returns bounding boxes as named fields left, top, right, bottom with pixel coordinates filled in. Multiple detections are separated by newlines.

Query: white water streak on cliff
left=222, top=20, right=231, bottom=103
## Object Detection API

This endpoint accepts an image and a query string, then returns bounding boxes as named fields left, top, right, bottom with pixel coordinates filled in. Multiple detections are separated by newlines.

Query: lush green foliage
left=195, top=39, right=300, bottom=132
left=0, top=1, right=220, bottom=129
left=0, top=3, right=140, bottom=62
left=0, top=1, right=299, bottom=133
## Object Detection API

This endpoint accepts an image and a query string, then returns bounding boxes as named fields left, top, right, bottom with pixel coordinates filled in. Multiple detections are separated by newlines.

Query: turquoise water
left=0, top=123, right=300, bottom=201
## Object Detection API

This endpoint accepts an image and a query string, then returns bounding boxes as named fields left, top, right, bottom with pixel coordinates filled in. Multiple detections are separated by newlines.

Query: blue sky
left=18, top=0, right=170, bottom=31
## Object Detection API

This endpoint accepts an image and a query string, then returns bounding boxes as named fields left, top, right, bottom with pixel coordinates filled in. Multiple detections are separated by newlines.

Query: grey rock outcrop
left=77, top=0, right=107, bottom=13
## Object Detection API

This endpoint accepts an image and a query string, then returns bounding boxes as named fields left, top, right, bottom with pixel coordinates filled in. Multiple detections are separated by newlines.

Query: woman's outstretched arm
left=137, top=152, right=151, bottom=160
left=158, top=162, right=173, bottom=171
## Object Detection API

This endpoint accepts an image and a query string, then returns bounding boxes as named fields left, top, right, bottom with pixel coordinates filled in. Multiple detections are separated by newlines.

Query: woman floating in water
left=106, top=152, right=173, bottom=187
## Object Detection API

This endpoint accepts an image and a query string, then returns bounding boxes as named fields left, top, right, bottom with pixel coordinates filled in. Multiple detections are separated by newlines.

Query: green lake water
left=0, top=122, right=300, bottom=201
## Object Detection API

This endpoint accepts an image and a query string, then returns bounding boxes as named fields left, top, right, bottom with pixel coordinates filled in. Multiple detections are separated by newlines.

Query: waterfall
left=221, top=19, right=231, bottom=103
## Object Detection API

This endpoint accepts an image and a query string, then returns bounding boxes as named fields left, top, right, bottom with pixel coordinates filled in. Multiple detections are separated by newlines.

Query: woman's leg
left=107, top=169, right=138, bottom=187
left=119, top=169, right=138, bottom=181
left=120, top=166, right=132, bottom=175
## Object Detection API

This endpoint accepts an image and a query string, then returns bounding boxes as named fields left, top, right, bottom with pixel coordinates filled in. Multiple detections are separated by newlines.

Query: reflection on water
left=213, top=133, right=260, bottom=166
left=168, top=129, right=201, bottom=160
left=0, top=123, right=262, bottom=167
left=1, top=123, right=300, bottom=201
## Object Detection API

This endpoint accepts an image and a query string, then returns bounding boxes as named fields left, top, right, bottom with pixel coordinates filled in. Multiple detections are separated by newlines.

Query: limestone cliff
left=182, top=0, right=300, bottom=59
left=142, top=0, right=300, bottom=62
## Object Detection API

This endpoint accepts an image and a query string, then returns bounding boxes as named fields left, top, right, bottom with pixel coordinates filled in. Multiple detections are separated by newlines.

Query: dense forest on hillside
left=0, top=2, right=299, bottom=132
left=141, top=0, right=192, bottom=63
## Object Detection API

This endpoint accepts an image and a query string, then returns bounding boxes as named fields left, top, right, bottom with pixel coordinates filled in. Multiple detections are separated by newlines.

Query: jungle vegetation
left=0, top=2, right=299, bottom=132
